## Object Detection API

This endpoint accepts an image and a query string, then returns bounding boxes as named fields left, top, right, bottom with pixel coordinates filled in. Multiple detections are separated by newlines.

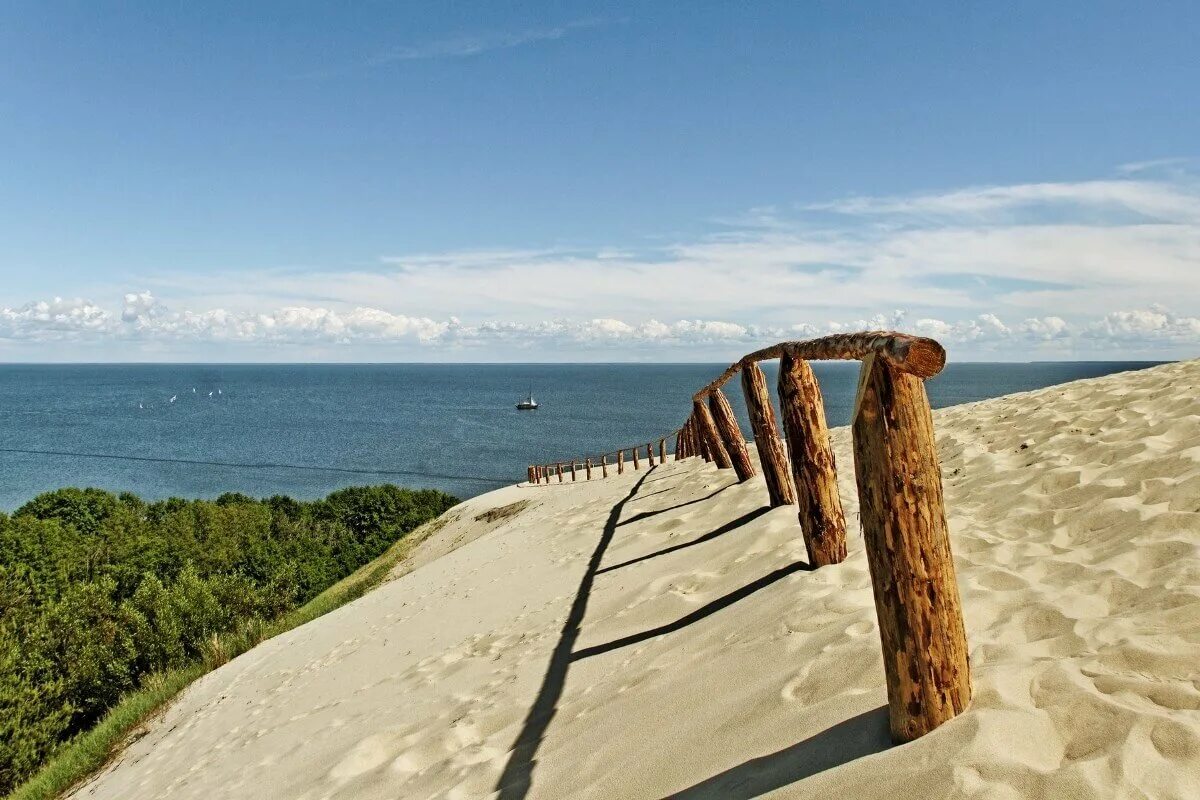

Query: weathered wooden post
left=602, top=454, right=609, bottom=477
left=633, top=446, right=640, bottom=470
left=527, top=466, right=534, bottom=483
left=570, top=461, right=577, bottom=481
left=586, top=458, right=593, bottom=480
left=659, top=438, right=666, bottom=462
left=740, top=361, right=796, bottom=507
left=557, top=463, right=564, bottom=483
left=693, top=398, right=731, bottom=468
left=647, top=443, right=656, bottom=467
left=674, top=431, right=683, bottom=460
left=618, top=449, right=625, bottom=474
left=853, top=352, right=970, bottom=742
left=778, top=352, right=847, bottom=567
left=708, top=388, right=755, bottom=482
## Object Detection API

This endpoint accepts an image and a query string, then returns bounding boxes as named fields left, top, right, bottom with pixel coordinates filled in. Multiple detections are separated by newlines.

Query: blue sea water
left=0, top=361, right=1165, bottom=509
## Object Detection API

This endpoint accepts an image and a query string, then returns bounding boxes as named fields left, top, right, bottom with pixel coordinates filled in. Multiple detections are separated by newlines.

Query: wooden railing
left=524, top=331, right=970, bottom=743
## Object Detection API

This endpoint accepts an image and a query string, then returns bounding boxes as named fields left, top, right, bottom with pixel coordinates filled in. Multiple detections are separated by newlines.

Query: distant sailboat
left=516, top=389, right=538, bottom=410
left=192, top=387, right=196, bottom=393
left=208, top=391, right=214, bottom=397
left=138, top=402, right=143, bottom=409
left=217, top=388, right=222, bottom=395
left=169, top=395, right=177, bottom=403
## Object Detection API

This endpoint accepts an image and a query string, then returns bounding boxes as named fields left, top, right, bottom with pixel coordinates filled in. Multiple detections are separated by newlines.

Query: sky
left=1, top=1, right=1198, bottom=362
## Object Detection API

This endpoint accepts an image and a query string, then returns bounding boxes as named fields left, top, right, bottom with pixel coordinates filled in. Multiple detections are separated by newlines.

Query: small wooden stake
left=633, top=446, right=640, bottom=470
left=557, top=463, right=564, bottom=483
left=693, top=399, right=731, bottom=468
left=778, top=353, right=847, bottom=567
left=618, top=449, right=625, bottom=474
left=740, top=362, right=796, bottom=507
left=647, top=443, right=656, bottom=467
left=852, top=352, right=971, bottom=742
left=708, top=388, right=755, bottom=481
left=586, top=458, right=593, bottom=480
left=659, top=438, right=666, bottom=463
left=570, top=461, right=577, bottom=481
left=674, top=432, right=683, bottom=460
left=602, top=454, right=609, bottom=478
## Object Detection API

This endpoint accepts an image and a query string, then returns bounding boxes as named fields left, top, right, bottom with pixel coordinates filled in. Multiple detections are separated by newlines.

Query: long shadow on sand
left=493, top=467, right=656, bottom=800
left=570, top=558, right=810, bottom=661
left=663, top=706, right=894, bottom=798
left=597, top=506, right=772, bottom=575
left=616, top=482, right=735, bottom=527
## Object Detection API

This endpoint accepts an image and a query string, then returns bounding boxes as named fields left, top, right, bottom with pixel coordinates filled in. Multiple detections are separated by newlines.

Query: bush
left=0, top=484, right=456, bottom=795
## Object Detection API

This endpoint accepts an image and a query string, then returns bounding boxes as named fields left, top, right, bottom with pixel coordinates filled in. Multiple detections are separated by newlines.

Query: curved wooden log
left=779, top=353, right=847, bottom=567
left=852, top=353, right=971, bottom=742
left=694, top=331, right=946, bottom=401
left=693, top=399, right=731, bottom=469
left=708, top=389, right=755, bottom=481
left=740, top=362, right=796, bottom=507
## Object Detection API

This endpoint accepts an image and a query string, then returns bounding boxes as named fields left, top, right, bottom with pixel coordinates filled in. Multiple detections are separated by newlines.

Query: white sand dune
left=70, top=360, right=1200, bottom=799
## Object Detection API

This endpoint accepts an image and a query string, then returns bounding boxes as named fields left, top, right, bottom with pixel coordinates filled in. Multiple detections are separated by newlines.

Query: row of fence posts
left=526, top=437, right=669, bottom=486
left=524, top=333, right=971, bottom=744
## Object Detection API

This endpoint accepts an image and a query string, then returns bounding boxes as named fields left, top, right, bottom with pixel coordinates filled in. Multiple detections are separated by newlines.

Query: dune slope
left=69, top=360, right=1200, bottom=800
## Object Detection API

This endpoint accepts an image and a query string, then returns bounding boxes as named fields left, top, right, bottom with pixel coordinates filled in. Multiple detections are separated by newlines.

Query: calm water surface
left=0, top=361, right=1164, bottom=509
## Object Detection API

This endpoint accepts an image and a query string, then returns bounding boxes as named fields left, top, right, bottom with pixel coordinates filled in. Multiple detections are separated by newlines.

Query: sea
left=0, top=361, right=1165, bottom=510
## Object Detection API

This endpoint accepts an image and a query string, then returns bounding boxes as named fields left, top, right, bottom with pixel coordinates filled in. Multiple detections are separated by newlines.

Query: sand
left=68, top=359, right=1200, bottom=799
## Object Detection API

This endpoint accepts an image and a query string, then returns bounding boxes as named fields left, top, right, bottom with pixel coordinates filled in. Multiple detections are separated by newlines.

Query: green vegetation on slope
left=0, top=485, right=458, bottom=797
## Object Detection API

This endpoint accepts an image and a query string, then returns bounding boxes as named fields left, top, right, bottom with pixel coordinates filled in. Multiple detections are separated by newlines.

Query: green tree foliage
left=0, top=484, right=457, bottom=795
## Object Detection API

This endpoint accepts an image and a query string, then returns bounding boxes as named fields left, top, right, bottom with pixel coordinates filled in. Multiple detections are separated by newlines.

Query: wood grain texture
left=852, top=353, right=971, bottom=742
left=708, top=388, right=755, bottom=481
left=693, top=399, right=731, bottom=468
left=778, top=353, right=847, bottom=567
left=740, top=362, right=796, bottom=507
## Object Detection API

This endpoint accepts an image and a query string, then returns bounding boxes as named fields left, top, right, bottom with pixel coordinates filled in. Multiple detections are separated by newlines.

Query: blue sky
left=1, top=1, right=1198, bottom=361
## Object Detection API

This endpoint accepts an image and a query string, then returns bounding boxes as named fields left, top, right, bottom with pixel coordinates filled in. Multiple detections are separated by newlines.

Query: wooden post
left=852, top=352, right=970, bottom=743
left=708, top=388, right=755, bottom=482
left=647, top=443, right=656, bottom=467
left=674, top=432, right=683, bottom=460
left=586, top=458, right=593, bottom=480
left=693, top=399, right=731, bottom=468
left=633, top=446, right=640, bottom=470
left=778, top=353, right=847, bottom=567
left=571, top=461, right=577, bottom=481
left=618, top=449, right=625, bottom=474
left=527, top=466, right=534, bottom=483
left=659, top=438, right=666, bottom=463
left=601, top=454, right=609, bottom=478
left=740, top=361, right=796, bottom=507
left=557, top=463, right=564, bottom=483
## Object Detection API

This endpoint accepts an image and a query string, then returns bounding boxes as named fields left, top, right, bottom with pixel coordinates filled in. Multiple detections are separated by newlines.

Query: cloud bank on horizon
left=4, top=169, right=1199, bottom=361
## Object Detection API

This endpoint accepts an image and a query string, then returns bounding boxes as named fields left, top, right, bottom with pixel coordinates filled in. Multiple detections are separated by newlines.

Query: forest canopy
left=0, top=484, right=457, bottom=795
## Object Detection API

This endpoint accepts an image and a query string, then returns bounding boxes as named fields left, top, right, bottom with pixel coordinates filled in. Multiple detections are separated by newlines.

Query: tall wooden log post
left=601, top=454, right=609, bottom=478
left=852, top=352, right=971, bottom=743
left=659, top=438, right=667, bottom=462
left=675, top=431, right=683, bottom=460
left=708, top=388, right=755, bottom=482
left=740, top=362, right=797, bottom=507
left=570, top=461, right=577, bottom=481
left=690, top=417, right=702, bottom=458
left=633, top=446, right=640, bottom=470
left=681, top=418, right=694, bottom=458
left=527, top=466, right=534, bottom=483
left=647, top=443, right=656, bottom=467
left=618, top=449, right=625, bottom=474
left=693, top=399, right=732, bottom=468
left=586, top=458, right=593, bottom=480
left=557, top=463, right=564, bottom=483
left=778, top=353, right=847, bottom=567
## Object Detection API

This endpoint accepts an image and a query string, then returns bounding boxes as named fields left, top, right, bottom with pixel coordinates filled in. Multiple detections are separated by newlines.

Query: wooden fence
left=524, top=330, right=970, bottom=743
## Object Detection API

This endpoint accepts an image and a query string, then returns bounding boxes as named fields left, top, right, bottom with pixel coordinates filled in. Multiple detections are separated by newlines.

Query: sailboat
left=515, top=389, right=538, bottom=410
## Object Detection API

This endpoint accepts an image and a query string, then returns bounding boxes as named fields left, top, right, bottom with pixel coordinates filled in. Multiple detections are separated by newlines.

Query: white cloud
left=370, top=18, right=606, bottom=64
left=5, top=169, right=1199, bottom=360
